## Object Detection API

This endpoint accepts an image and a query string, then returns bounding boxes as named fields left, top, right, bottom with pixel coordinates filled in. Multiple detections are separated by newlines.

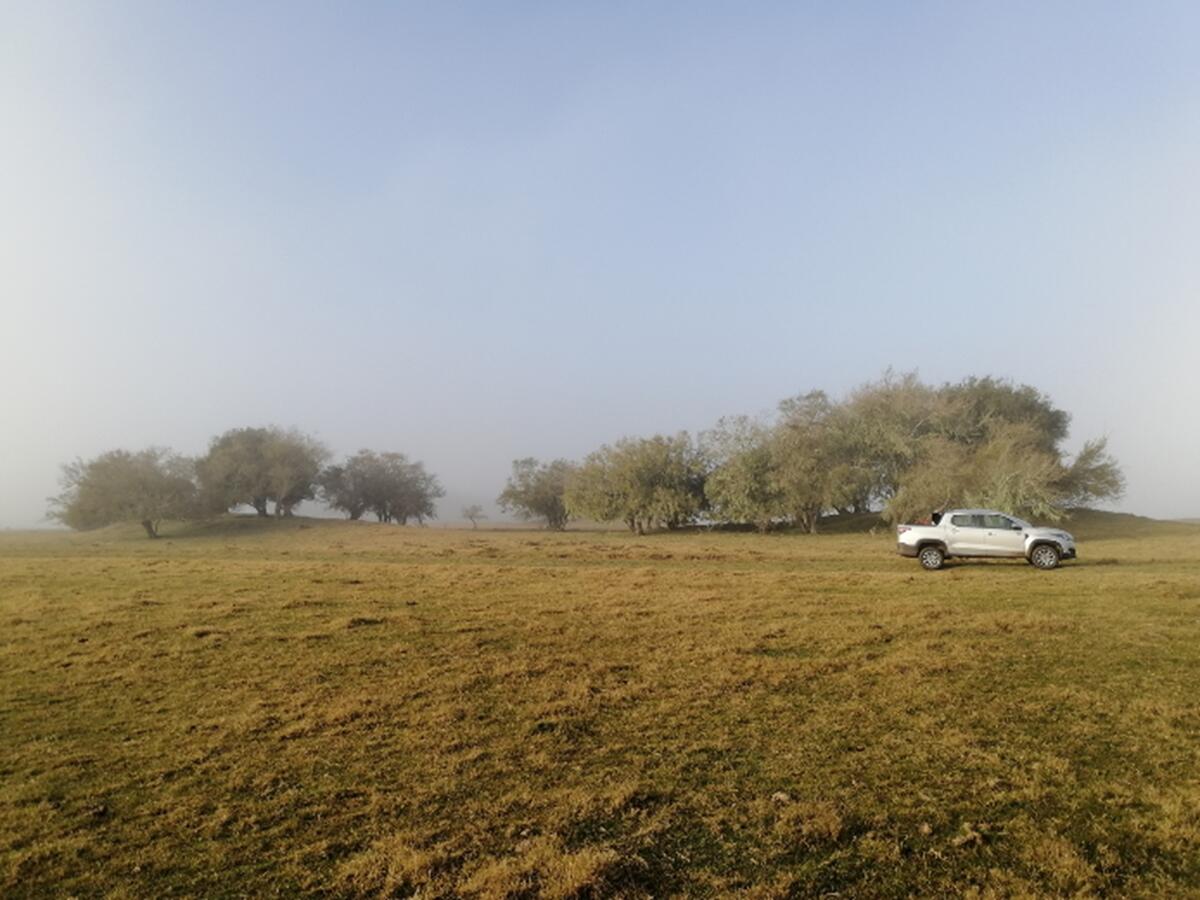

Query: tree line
left=497, top=372, right=1124, bottom=533
left=50, top=427, right=443, bottom=538
left=50, top=372, right=1124, bottom=538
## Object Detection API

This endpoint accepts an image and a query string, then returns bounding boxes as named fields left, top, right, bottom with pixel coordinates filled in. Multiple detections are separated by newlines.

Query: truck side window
left=950, top=514, right=979, bottom=527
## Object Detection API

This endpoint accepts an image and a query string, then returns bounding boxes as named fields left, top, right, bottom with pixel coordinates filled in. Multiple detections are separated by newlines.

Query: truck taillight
left=897, top=525, right=911, bottom=534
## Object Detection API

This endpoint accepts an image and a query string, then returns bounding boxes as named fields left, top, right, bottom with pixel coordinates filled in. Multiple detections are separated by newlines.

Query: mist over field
left=3, top=2, right=1199, bottom=527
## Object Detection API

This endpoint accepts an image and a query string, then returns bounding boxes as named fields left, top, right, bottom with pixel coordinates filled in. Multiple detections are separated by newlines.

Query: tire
left=1029, top=544, right=1060, bottom=570
left=919, top=546, right=945, bottom=571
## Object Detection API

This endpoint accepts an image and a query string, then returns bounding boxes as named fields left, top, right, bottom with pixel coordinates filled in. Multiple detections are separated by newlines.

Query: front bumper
left=897, top=542, right=918, bottom=558
left=1062, top=546, right=1077, bottom=560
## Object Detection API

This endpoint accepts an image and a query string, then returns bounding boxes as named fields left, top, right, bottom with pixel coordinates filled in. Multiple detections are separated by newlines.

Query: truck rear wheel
left=1029, top=544, right=1060, bottom=570
left=919, top=546, right=945, bottom=570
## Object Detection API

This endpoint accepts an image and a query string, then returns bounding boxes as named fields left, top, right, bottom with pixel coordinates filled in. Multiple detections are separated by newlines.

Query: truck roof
left=943, top=509, right=1024, bottom=517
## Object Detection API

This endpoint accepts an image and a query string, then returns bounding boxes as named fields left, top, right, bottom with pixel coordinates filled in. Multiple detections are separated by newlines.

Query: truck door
left=947, top=514, right=987, bottom=554
left=980, top=514, right=1027, bottom=557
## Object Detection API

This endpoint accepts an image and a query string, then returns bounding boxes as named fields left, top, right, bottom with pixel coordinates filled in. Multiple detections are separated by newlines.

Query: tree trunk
left=141, top=519, right=158, bottom=539
left=254, top=498, right=269, bottom=517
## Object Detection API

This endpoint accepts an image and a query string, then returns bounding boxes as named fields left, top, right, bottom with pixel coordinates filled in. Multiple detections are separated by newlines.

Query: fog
left=3, top=3, right=1198, bottom=528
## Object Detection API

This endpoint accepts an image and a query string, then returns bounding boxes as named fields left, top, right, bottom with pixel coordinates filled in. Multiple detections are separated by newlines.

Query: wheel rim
left=921, top=549, right=940, bottom=568
left=1033, top=546, right=1056, bottom=567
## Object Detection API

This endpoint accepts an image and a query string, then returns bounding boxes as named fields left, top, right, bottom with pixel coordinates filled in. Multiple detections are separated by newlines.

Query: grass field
left=2, top=513, right=1200, bottom=897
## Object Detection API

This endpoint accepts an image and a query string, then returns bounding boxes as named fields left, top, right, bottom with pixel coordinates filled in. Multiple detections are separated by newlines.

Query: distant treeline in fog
left=51, top=372, right=1123, bottom=538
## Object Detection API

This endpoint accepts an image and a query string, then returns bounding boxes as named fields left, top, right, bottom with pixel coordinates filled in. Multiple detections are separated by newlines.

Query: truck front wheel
left=919, top=546, right=945, bottom=570
left=1029, top=544, right=1060, bottom=570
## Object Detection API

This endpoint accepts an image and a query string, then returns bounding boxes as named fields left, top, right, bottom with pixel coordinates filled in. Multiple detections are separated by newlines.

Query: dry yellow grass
left=2, top=514, right=1199, bottom=896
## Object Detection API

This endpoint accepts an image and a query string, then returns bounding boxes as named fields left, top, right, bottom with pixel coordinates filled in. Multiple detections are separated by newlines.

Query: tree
left=498, top=458, right=573, bottom=530
left=49, top=448, right=197, bottom=538
left=702, top=417, right=782, bottom=533
left=883, top=435, right=974, bottom=526
left=961, top=423, right=1070, bottom=519
left=820, top=404, right=877, bottom=515
left=564, top=434, right=706, bottom=534
left=818, top=371, right=1124, bottom=524
left=771, top=391, right=840, bottom=533
left=884, top=425, right=1125, bottom=524
left=196, top=427, right=274, bottom=516
left=377, top=453, right=443, bottom=524
left=461, top=505, right=487, bottom=529
left=265, top=429, right=329, bottom=516
left=1057, top=437, right=1125, bottom=507
left=197, top=427, right=327, bottom=517
left=837, top=370, right=940, bottom=508
left=319, top=451, right=375, bottom=520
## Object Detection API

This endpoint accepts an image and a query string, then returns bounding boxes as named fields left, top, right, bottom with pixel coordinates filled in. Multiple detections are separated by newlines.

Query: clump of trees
left=50, top=427, right=444, bottom=538
left=503, top=372, right=1124, bottom=534
left=319, top=450, right=444, bottom=524
left=703, top=373, right=1123, bottom=530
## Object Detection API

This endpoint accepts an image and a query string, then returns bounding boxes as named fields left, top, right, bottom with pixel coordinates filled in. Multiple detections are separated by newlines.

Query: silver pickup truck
left=897, top=509, right=1077, bottom=570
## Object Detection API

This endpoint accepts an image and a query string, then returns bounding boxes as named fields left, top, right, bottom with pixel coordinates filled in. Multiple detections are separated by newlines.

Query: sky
left=2, top=1, right=1199, bottom=527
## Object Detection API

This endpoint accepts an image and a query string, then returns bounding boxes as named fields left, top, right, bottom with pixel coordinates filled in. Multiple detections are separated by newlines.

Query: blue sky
left=2, top=1, right=1199, bottom=524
